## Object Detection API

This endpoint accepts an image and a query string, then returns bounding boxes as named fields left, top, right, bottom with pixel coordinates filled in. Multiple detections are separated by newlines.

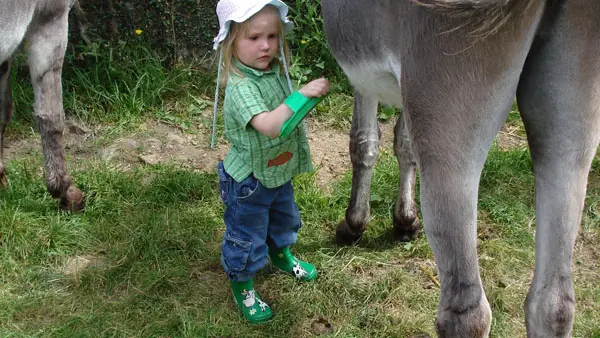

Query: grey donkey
left=0, top=0, right=84, bottom=211
left=322, top=0, right=599, bottom=337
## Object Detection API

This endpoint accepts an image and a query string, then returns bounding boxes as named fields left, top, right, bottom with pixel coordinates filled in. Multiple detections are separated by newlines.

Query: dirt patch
left=3, top=117, right=525, bottom=191
left=63, top=255, right=104, bottom=276
left=3, top=118, right=354, bottom=189
left=309, top=120, right=397, bottom=190
left=496, top=125, right=528, bottom=151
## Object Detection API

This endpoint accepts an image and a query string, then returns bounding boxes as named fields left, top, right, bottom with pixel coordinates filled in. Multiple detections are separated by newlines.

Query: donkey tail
left=412, top=0, right=539, bottom=37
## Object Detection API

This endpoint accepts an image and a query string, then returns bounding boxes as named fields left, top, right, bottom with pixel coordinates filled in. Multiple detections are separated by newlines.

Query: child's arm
left=250, top=104, right=294, bottom=138
left=250, top=78, right=329, bottom=138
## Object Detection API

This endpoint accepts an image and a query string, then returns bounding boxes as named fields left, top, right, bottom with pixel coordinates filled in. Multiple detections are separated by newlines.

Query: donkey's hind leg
left=0, top=60, right=14, bottom=187
left=517, top=2, right=600, bottom=337
left=402, top=3, right=544, bottom=336
left=336, top=90, right=380, bottom=245
left=392, top=113, right=419, bottom=241
left=26, top=5, right=84, bottom=211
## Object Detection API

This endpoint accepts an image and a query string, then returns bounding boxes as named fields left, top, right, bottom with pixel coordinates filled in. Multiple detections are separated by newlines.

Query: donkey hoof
left=436, top=293, right=491, bottom=338
left=60, top=185, right=85, bottom=212
left=393, top=215, right=420, bottom=242
left=335, top=220, right=364, bottom=246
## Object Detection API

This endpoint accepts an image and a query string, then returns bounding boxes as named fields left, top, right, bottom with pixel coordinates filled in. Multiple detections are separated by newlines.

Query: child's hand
left=298, top=78, right=330, bottom=98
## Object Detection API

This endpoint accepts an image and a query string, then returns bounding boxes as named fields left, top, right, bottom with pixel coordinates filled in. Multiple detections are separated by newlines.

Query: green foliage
left=480, top=147, right=535, bottom=228
left=9, top=42, right=206, bottom=133
left=64, top=41, right=172, bottom=123
left=9, top=54, right=35, bottom=128
left=287, top=0, right=349, bottom=91
left=378, top=105, right=400, bottom=122
left=69, top=0, right=219, bottom=64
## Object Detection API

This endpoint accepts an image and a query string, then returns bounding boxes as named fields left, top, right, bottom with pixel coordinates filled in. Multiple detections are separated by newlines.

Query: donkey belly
left=322, top=0, right=405, bottom=106
left=0, top=26, right=29, bottom=63
left=339, top=55, right=403, bottom=107
left=0, top=1, right=35, bottom=62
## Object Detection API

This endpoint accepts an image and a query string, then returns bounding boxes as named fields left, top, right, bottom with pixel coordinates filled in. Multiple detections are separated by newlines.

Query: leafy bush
left=286, top=0, right=349, bottom=91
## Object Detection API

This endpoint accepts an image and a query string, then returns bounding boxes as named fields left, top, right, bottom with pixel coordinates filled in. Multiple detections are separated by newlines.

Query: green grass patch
left=10, top=43, right=214, bottom=136
left=2, top=142, right=598, bottom=337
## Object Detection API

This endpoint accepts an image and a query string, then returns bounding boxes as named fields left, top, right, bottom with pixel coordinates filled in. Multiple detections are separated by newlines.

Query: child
left=212, top=0, right=329, bottom=324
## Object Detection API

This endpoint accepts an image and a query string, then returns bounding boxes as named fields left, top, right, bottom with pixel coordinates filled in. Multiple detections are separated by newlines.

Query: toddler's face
left=234, top=7, right=281, bottom=70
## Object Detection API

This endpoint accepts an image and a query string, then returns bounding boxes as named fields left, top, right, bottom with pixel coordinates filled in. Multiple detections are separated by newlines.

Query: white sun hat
left=213, top=0, right=294, bottom=50
left=210, top=0, right=296, bottom=148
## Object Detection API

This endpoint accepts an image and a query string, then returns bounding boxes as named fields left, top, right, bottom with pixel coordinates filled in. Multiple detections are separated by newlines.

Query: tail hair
left=412, top=0, right=539, bottom=38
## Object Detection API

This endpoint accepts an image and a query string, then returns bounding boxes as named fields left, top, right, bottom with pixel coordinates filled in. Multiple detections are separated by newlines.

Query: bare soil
left=3, top=117, right=528, bottom=192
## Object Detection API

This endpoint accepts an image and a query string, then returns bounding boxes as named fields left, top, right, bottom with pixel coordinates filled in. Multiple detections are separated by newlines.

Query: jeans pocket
left=235, top=174, right=260, bottom=201
left=217, top=161, right=230, bottom=205
left=222, top=232, right=252, bottom=272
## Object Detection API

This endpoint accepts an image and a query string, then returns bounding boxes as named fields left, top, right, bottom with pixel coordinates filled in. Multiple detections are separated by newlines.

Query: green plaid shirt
left=222, top=60, right=313, bottom=188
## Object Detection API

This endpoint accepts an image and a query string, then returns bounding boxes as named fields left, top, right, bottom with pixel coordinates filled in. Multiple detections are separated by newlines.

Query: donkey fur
left=0, top=0, right=83, bottom=211
left=322, top=0, right=600, bottom=336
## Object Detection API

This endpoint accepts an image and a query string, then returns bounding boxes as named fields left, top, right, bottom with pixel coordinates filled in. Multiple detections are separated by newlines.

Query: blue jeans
left=218, top=161, right=302, bottom=282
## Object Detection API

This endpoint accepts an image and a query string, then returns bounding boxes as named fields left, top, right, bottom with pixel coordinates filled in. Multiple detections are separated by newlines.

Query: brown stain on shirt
left=268, top=152, right=293, bottom=167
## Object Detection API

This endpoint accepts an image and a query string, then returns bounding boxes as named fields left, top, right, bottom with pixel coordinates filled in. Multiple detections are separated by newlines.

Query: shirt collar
left=234, top=58, right=280, bottom=77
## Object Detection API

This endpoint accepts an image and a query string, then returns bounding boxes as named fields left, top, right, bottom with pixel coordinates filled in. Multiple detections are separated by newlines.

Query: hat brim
left=213, top=0, right=294, bottom=50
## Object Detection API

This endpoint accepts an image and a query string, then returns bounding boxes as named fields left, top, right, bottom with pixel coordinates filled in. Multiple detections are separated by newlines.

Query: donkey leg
left=26, top=6, right=84, bottom=212
left=517, top=2, right=600, bottom=336
left=0, top=60, right=14, bottom=187
left=401, top=5, right=544, bottom=336
left=336, top=90, right=380, bottom=245
left=409, top=126, right=494, bottom=338
left=392, top=113, right=419, bottom=241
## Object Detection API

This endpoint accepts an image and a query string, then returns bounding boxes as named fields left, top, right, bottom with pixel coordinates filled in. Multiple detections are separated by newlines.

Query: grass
left=9, top=42, right=215, bottom=136
left=1, top=44, right=599, bottom=337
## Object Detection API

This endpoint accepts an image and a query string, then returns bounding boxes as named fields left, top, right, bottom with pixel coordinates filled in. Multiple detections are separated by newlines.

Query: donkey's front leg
left=336, top=90, right=379, bottom=245
left=0, top=60, right=14, bottom=187
left=26, top=7, right=84, bottom=211
left=392, top=113, right=419, bottom=241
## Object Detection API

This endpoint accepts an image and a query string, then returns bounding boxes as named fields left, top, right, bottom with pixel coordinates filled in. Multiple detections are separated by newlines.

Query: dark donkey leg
left=0, top=60, right=14, bottom=187
left=336, top=90, right=380, bottom=245
left=518, top=1, right=600, bottom=336
left=26, top=5, right=84, bottom=211
left=392, top=113, right=419, bottom=241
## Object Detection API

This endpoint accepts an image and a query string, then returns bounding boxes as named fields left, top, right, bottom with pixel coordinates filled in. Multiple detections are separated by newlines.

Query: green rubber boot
left=230, top=279, right=273, bottom=324
left=269, top=247, right=317, bottom=281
